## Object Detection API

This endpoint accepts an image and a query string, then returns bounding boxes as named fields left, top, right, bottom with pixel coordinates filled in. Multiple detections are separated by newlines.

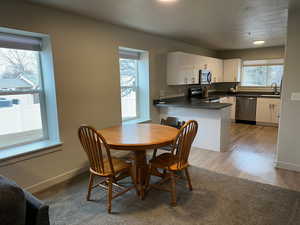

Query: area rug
left=40, top=166, right=300, bottom=225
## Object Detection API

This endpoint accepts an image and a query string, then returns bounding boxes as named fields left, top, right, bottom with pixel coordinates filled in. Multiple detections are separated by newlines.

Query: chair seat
left=160, top=145, right=173, bottom=151
left=91, top=157, right=131, bottom=176
left=150, top=153, right=188, bottom=171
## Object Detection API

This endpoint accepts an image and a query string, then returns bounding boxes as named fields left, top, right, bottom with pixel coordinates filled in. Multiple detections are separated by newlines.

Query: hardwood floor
left=187, top=123, right=300, bottom=192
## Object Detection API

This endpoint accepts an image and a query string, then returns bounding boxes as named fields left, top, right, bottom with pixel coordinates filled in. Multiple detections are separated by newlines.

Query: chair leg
left=145, top=164, right=152, bottom=188
left=138, top=168, right=145, bottom=200
left=184, top=168, right=193, bottom=191
left=107, top=176, right=113, bottom=213
left=87, top=173, right=95, bottom=201
left=129, top=168, right=139, bottom=196
left=152, top=148, right=158, bottom=159
left=170, top=171, right=177, bottom=206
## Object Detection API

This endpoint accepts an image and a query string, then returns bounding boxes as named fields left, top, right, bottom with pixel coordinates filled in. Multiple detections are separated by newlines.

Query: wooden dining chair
left=78, top=125, right=136, bottom=213
left=147, top=120, right=198, bottom=206
left=152, top=117, right=185, bottom=159
left=161, top=117, right=185, bottom=129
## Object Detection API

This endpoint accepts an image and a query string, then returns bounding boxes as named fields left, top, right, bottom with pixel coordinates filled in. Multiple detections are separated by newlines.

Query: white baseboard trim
left=25, top=165, right=89, bottom=194
left=274, top=161, right=300, bottom=173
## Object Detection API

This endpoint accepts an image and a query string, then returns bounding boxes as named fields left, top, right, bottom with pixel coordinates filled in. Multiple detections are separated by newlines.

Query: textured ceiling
left=29, top=0, right=288, bottom=50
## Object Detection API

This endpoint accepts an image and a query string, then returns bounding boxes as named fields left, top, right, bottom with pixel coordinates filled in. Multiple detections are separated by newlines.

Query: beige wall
left=276, top=0, right=300, bottom=172
left=0, top=2, right=215, bottom=190
left=217, top=46, right=285, bottom=60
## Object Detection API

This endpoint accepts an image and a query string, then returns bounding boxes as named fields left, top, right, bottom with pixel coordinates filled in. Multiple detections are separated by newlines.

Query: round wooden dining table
left=98, top=123, right=179, bottom=199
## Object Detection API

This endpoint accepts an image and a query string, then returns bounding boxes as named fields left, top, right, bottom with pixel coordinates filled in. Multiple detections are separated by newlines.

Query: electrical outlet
left=291, top=93, right=300, bottom=101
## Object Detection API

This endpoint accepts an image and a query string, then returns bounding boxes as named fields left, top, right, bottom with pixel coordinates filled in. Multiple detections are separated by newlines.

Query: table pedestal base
left=132, top=150, right=148, bottom=199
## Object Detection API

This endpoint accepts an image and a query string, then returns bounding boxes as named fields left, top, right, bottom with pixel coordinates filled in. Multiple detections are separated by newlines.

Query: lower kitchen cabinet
left=256, top=98, right=281, bottom=125
left=220, top=96, right=236, bottom=120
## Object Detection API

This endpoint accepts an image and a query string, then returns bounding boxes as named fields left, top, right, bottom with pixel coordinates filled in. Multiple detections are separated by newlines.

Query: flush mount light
left=158, top=0, right=178, bottom=3
left=253, top=40, right=265, bottom=45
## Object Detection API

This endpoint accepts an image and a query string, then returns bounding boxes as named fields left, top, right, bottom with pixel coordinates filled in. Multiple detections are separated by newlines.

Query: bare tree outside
left=119, top=58, right=138, bottom=119
left=0, top=48, right=41, bottom=89
left=0, top=47, right=44, bottom=146
left=119, top=58, right=137, bottom=97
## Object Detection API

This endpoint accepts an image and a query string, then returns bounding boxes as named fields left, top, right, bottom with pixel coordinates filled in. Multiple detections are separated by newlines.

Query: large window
left=119, top=47, right=150, bottom=122
left=241, top=59, right=284, bottom=87
left=119, top=58, right=138, bottom=120
left=0, top=30, right=59, bottom=155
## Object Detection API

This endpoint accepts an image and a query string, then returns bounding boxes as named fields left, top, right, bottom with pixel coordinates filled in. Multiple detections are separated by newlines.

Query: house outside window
left=0, top=48, right=44, bottom=149
left=0, top=29, right=60, bottom=158
left=241, top=59, right=284, bottom=87
left=118, top=47, right=150, bottom=122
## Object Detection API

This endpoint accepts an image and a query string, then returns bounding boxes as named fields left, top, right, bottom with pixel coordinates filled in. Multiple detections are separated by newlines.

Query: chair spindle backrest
left=78, top=125, right=115, bottom=176
left=173, top=120, right=198, bottom=169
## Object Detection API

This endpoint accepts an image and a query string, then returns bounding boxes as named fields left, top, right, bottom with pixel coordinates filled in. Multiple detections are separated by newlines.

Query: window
left=0, top=29, right=60, bottom=155
left=241, top=59, right=284, bottom=87
left=119, top=57, right=138, bottom=120
left=119, top=47, right=150, bottom=122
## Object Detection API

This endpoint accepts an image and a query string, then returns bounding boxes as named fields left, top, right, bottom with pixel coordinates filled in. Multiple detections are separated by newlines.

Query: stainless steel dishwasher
left=236, top=96, right=257, bottom=124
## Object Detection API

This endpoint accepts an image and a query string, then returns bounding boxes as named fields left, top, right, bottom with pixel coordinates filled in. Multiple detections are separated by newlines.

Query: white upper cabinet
left=167, top=51, right=224, bottom=85
left=167, top=52, right=199, bottom=85
left=223, top=59, right=242, bottom=82
left=209, top=58, right=224, bottom=83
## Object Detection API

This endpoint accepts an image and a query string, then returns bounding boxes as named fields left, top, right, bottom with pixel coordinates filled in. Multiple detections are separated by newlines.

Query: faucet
left=271, top=82, right=279, bottom=95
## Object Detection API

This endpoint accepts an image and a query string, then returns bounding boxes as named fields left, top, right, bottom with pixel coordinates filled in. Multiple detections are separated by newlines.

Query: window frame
left=119, top=56, right=140, bottom=122
left=0, top=90, right=47, bottom=150
left=0, top=27, right=61, bottom=161
left=241, top=59, right=284, bottom=88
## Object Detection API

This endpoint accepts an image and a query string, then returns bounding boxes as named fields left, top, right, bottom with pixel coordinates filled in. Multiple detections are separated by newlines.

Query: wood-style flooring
left=186, top=123, right=300, bottom=192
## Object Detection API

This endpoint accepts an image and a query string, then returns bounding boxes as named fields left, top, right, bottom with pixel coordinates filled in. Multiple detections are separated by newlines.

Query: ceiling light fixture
left=253, top=40, right=265, bottom=45
left=158, top=0, right=178, bottom=3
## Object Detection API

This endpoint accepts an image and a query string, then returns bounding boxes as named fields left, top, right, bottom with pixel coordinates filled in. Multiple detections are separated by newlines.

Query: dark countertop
left=154, top=91, right=280, bottom=110
left=208, top=91, right=281, bottom=99
left=154, top=97, right=232, bottom=110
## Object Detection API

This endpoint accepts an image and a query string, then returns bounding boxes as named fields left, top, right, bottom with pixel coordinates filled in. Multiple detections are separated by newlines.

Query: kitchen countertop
left=208, top=91, right=281, bottom=99
left=154, top=92, right=280, bottom=110
left=154, top=97, right=232, bottom=110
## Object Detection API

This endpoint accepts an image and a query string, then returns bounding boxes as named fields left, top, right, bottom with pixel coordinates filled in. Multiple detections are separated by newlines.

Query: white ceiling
left=29, top=0, right=289, bottom=50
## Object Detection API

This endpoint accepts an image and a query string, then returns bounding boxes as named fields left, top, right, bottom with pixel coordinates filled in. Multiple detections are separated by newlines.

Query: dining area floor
left=35, top=123, right=300, bottom=225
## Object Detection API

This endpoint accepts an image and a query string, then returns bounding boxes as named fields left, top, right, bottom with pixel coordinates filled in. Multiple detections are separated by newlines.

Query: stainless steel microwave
left=199, top=70, right=212, bottom=85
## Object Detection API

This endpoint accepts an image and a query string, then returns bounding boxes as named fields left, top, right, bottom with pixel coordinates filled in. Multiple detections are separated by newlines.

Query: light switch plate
left=291, top=93, right=300, bottom=101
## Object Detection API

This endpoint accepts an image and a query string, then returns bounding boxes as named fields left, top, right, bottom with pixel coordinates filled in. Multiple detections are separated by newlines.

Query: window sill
left=0, top=139, right=63, bottom=166
left=122, top=118, right=152, bottom=125
left=238, top=86, right=275, bottom=92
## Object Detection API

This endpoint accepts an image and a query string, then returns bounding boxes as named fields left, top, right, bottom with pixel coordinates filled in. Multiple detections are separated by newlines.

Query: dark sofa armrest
left=24, top=191, right=50, bottom=225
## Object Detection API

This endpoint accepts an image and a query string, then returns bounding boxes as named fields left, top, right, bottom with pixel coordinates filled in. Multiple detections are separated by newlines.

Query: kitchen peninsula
left=154, top=97, right=232, bottom=152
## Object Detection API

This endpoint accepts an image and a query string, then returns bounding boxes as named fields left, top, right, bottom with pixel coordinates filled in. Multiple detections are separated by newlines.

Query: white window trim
left=0, top=27, right=61, bottom=162
left=119, top=47, right=150, bottom=124
left=118, top=47, right=151, bottom=124
left=0, top=140, right=62, bottom=165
